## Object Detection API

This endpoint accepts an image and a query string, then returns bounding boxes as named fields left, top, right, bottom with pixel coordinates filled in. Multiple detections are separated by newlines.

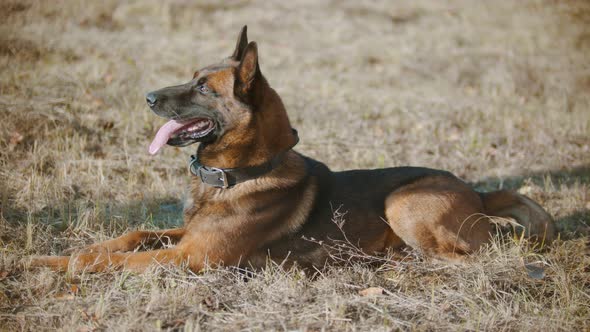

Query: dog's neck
left=196, top=80, right=298, bottom=169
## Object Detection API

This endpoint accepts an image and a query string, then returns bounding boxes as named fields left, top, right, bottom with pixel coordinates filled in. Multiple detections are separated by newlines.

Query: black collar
left=189, top=129, right=299, bottom=188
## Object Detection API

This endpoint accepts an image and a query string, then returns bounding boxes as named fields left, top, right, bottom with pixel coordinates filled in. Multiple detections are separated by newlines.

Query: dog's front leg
left=75, top=228, right=186, bottom=254
left=29, top=248, right=187, bottom=273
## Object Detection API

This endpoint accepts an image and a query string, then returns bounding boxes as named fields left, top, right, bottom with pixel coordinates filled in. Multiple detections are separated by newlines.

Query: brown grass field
left=1, top=0, right=589, bottom=330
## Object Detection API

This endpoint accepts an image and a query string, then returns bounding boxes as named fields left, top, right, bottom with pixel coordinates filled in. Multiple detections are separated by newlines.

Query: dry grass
left=1, top=0, right=589, bottom=330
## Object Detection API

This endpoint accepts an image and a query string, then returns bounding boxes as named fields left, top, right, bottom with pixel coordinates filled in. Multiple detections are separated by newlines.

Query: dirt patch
left=0, top=1, right=30, bottom=21
left=0, top=37, right=42, bottom=61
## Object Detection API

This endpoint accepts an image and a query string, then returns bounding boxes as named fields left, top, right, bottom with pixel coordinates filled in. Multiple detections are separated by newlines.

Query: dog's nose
left=146, top=92, right=158, bottom=107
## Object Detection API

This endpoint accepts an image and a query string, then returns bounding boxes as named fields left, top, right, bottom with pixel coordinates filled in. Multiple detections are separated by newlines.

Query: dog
left=30, top=26, right=556, bottom=273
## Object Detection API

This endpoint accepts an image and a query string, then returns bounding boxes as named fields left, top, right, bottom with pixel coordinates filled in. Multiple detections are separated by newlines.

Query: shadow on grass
left=1, top=195, right=183, bottom=237
left=1, top=195, right=185, bottom=254
left=471, top=165, right=590, bottom=191
left=556, top=209, right=590, bottom=236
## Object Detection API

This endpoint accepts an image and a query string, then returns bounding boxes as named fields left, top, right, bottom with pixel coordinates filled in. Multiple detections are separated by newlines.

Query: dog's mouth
left=149, top=118, right=215, bottom=155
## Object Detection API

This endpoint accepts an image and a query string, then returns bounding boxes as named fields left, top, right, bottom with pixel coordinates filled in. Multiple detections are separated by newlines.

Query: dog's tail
left=480, top=190, right=557, bottom=246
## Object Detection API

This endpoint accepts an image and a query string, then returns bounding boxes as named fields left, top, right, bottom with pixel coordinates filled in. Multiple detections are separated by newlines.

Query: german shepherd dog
left=31, top=26, right=556, bottom=273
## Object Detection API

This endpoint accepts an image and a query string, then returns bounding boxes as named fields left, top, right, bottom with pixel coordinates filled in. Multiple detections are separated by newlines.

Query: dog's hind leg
left=77, top=228, right=186, bottom=254
left=30, top=248, right=187, bottom=273
left=384, top=176, right=493, bottom=261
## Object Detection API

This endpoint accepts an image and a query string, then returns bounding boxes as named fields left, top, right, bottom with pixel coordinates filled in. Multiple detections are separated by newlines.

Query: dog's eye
left=197, top=84, right=209, bottom=94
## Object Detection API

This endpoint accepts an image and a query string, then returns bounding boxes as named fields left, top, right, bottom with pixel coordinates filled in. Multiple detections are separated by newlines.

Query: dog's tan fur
left=30, top=27, right=556, bottom=273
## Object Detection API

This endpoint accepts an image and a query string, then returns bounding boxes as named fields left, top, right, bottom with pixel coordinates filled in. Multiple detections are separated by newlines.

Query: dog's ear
left=230, top=25, right=248, bottom=61
left=235, top=41, right=260, bottom=97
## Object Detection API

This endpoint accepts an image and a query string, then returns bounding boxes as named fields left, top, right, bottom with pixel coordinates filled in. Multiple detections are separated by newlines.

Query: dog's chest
left=182, top=176, right=317, bottom=251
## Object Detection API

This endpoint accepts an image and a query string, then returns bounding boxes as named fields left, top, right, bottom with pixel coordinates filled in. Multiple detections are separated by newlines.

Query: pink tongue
left=149, top=120, right=188, bottom=155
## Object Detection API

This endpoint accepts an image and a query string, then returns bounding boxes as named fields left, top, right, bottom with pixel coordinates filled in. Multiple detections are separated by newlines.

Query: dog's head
left=146, top=26, right=294, bottom=165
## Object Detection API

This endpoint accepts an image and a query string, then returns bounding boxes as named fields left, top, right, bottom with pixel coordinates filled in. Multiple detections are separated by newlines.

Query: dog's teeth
left=186, top=120, right=209, bottom=132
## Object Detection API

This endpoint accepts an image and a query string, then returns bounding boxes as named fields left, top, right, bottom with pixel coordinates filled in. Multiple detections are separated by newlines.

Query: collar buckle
left=188, top=128, right=299, bottom=189
left=199, top=166, right=229, bottom=188
left=190, top=156, right=230, bottom=188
